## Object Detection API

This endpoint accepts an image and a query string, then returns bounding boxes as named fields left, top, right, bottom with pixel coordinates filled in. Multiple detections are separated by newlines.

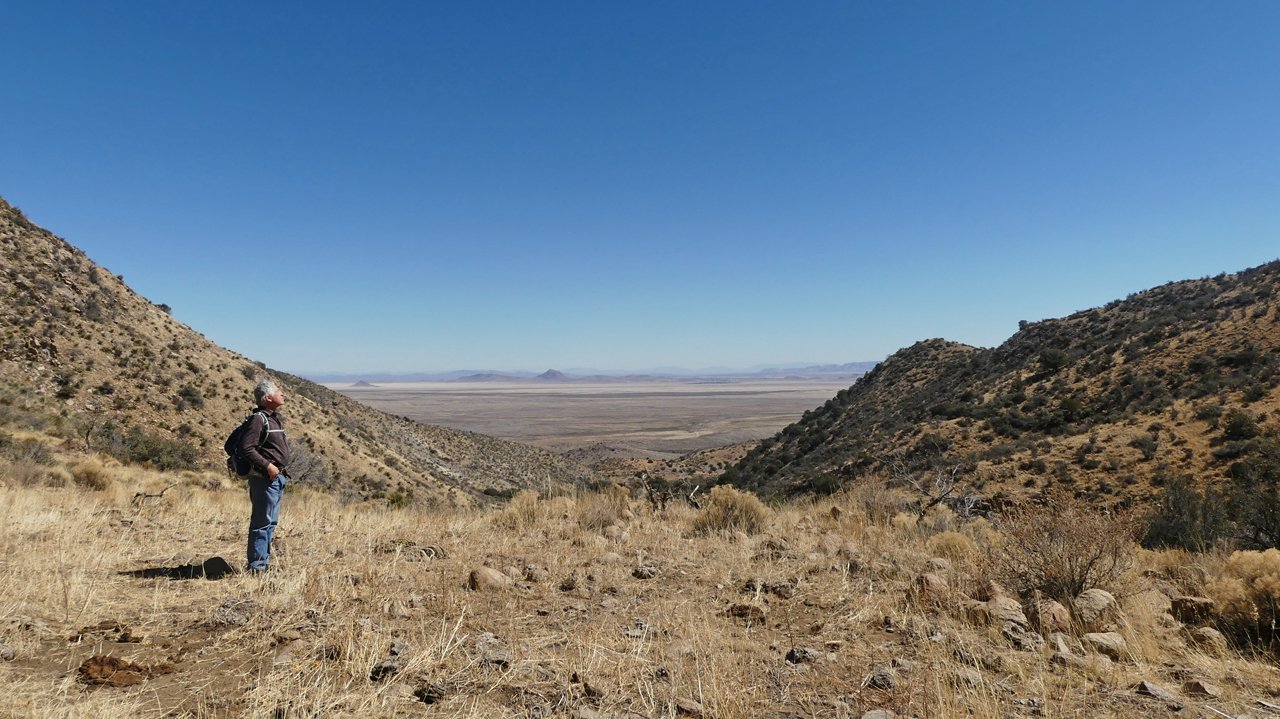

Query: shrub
left=1206, top=549, right=1280, bottom=651
left=1222, top=409, right=1260, bottom=441
left=1129, top=433, right=1159, bottom=461
left=1228, top=439, right=1280, bottom=549
left=492, top=490, right=546, bottom=529
left=1142, top=472, right=1230, bottom=551
left=69, top=458, right=112, bottom=491
left=1039, top=348, right=1069, bottom=373
left=692, top=485, right=770, bottom=535
left=927, top=531, right=977, bottom=561
left=578, top=483, right=630, bottom=530
left=993, top=492, right=1140, bottom=601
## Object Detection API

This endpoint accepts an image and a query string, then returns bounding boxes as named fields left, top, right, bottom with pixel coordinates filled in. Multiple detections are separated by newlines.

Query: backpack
left=224, top=411, right=269, bottom=477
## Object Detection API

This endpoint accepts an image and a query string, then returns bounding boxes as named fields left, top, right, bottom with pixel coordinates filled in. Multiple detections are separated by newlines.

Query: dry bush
left=927, top=530, right=977, bottom=561
left=843, top=479, right=911, bottom=523
left=70, top=457, right=112, bottom=490
left=0, top=460, right=47, bottom=487
left=491, top=490, right=575, bottom=529
left=691, top=485, right=769, bottom=535
left=992, top=492, right=1141, bottom=601
left=1206, top=548, right=1280, bottom=650
left=578, top=483, right=630, bottom=530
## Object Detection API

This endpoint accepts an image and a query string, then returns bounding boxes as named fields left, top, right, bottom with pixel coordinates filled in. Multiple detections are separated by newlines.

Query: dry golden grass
left=4, top=443, right=1280, bottom=717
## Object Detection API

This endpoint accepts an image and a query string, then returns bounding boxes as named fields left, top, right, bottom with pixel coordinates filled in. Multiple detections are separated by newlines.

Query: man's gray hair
left=254, top=378, right=278, bottom=406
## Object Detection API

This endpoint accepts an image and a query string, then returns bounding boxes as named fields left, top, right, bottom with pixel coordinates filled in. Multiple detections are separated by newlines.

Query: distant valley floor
left=328, top=377, right=857, bottom=457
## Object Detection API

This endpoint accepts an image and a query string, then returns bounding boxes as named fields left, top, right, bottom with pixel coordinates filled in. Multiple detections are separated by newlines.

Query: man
left=240, top=378, right=291, bottom=572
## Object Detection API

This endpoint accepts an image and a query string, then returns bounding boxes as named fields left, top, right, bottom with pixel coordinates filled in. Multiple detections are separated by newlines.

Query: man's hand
left=267, top=463, right=280, bottom=480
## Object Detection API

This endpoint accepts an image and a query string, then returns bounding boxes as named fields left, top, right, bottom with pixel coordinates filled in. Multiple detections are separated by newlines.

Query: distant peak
left=537, top=369, right=568, bottom=380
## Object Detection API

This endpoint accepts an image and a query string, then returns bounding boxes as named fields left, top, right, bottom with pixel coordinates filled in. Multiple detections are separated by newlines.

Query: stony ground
left=4, top=447, right=1280, bottom=718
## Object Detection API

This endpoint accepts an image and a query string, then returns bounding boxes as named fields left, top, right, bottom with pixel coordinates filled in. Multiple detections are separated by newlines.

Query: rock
left=1073, top=589, right=1118, bottom=632
left=414, top=682, right=447, bottom=704
left=0, top=644, right=15, bottom=661
left=599, top=552, right=620, bottom=564
left=523, top=566, right=549, bottom=583
left=467, top=567, right=514, bottom=591
left=1183, top=679, right=1222, bottom=697
left=1191, top=626, right=1229, bottom=654
left=861, top=712, right=896, bottom=719
left=914, top=572, right=949, bottom=604
left=925, top=557, right=952, bottom=573
left=385, top=682, right=415, bottom=699
left=830, top=506, right=843, bottom=520
left=675, top=696, right=707, bottom=716
left=369, top=659, right=401, bottom=681
left=632, top=566, right=658, bottom=580
left=1031, top=600, right=1072, bottom=634
left=574, top=707, right=603, bottom=719
left=475, top=632, right=511, bottom=668
left=785, top=647, right=821, bottom=664
left=1001, top=622, right=1046, bottom=652
left=980, top=596, right=1028, bottom=627
left=200, top=556, right=237, bottom=579
left=1083, top=632, right=1127, bottom=660
left=865, top=667, right=896, bottom=690
left=389, top=641, right=410, bottom=656
left=952, top=666, right=983, bottom=687
left=273, top=639, right=309, bottom=665
left=1050, top=632, right=1084, bottom=656
left=1135, top=680, right=1183, bottom=709
left=1171, top=596, right=1216, bottom=623
left=891, top=657, right=918, bottom=672
left=559, top=575, right=578, bottom=592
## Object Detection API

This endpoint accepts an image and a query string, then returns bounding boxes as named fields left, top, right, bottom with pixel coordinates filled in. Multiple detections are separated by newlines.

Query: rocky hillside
left=0, top=197, right=595, bottom=504
left=725, top=260, right=1280, bottom=509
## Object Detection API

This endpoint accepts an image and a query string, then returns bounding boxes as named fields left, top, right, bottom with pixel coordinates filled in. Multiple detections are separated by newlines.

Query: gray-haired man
left=240, top=378, right=291, bottom=572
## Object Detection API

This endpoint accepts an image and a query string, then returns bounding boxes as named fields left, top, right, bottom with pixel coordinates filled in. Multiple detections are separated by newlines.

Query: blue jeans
left=247, top=473, right=286, bottom=571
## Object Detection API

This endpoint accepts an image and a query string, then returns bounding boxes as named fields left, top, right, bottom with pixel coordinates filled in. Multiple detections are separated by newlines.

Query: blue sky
left=3, top=1, right=1278, bottom=374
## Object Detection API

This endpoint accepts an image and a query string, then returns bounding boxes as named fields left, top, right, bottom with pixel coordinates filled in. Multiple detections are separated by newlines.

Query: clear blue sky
left=3, top=2, right=1278, bottom=374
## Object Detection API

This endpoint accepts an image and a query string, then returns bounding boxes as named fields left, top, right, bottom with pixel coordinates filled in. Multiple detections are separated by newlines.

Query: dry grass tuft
left=70, top=458, right=112, bottom=491
left=927, top=530, right=978, bottom=561
left=691, top=484, right=769, bottom=535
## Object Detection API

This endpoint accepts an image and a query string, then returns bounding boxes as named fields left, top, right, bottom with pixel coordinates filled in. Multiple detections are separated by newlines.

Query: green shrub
left=1142, top=472, right=1230, bottom=551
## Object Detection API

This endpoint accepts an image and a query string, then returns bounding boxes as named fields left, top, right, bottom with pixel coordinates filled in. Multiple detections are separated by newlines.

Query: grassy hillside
left=0, top=197, right=595, bottom=505
left=725, top=261, right=1280, bottom=513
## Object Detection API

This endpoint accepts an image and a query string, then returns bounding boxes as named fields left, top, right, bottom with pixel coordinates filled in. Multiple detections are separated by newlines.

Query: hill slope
left=726, top=261, right=1280, bottom=506
left=0, top=197, right=595, bottom=504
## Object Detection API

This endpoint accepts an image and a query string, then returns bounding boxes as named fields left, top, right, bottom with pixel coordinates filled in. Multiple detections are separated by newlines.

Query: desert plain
left=327, top=378, right=856, bottom=456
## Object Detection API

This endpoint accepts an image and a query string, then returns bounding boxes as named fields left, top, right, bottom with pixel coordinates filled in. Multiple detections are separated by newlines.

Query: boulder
left=861, top=712, right=896, bottom=719
left=369, top=659, right=401, bottom=681
left=1049, top=632, right=1084, bottom=656
left=865, top=667, right=896, bottom=690
left=785, top=647, right=822, bottom=664
left=983, top=596, right=1028, bottom=627
left=1001, top=622, right=1045, bottom=652
left=675, top=697, right=707, bottom=716
left=1073, top=589, right=1118, bottom=632
left=913, top=572, right=950, bottom=604
left=0, top=644, right=15, bottom=661
left=1182, top=679, right=1222, bottom=697
left=1135, top=680, right=1183, bottom=710
left=1171, top=596, right=1215, bottom=624
left=1190, top=626, right=1229, bottom=655
left=1031, top=600, right=1072, bottom=634
left=1051, top=651, right=1112, bottom=672
left=1082, top=632, right=1127, bottom=660
left=467, top=567, right=514, bottom=591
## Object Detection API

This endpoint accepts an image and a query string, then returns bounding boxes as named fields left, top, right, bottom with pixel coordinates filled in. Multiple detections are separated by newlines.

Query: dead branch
left=131, top=482, right=179, bottom=507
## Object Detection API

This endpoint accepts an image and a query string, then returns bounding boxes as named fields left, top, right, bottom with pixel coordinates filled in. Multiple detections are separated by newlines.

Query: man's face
left=263, top=389, right=285, bottom=411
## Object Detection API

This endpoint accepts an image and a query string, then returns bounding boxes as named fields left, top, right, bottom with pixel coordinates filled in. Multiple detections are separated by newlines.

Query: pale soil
left=327, top=379, right=855, bottom=455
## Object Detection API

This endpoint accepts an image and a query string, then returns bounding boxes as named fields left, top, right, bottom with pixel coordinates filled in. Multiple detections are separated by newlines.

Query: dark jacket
left=239, top=408, right=290, bottom=477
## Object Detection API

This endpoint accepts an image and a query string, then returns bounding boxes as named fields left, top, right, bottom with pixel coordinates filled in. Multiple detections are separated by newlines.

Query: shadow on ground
left=121, top=556, right=237, bottom=580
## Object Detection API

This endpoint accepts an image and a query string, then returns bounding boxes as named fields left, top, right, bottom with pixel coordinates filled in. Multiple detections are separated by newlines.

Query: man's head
left=254, top=378, right=285, bottom=410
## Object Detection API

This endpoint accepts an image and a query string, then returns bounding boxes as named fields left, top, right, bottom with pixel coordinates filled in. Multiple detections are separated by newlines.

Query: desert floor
left=327, top=379, right=855, bottom=455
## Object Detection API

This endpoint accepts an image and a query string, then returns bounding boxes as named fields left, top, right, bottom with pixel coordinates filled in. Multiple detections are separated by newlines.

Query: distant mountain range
left=306, top=361, right=881, bottom=384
